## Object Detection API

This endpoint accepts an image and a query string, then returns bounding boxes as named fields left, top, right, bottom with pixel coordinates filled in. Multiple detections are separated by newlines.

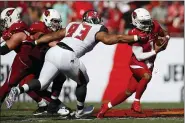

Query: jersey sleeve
left=128, top=28, right=141, bottom=46
left=99, top=25, right=108, bottom=33
left=153, top=20, right=164, bottom=37
left=29, top=21, right=48, bottom=34
left=94, top=25, right=108, bottom=42
left=9, top=21, right=28, bottom=34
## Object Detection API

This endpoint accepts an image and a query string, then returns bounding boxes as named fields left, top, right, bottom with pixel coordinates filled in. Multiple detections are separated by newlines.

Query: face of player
left=140, top=20, right=152, bottom=32
left=49, top=18, right=61, bottom=31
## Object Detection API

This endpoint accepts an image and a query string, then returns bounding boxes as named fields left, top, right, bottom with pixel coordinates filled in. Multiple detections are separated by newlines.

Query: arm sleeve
left=99, top=25, right=108, bottom=33
left=132, top=46, right=156, bottom=61
left=0, top=43, right=11, bottom=55
left=95, top=25, right=108, bottom=42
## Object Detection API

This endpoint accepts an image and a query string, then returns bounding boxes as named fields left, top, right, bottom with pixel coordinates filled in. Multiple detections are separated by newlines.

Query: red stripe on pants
left=102, top=44, right=132, bottom=102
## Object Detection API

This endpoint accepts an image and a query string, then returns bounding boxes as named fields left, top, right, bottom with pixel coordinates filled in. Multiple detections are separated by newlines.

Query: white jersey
left=61, top=22, right=107, bottom=58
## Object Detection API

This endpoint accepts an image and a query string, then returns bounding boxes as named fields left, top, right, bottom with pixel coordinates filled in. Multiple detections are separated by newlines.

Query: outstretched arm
left=96, top=31, right=145, bottom=45
left=0, top=32, right=26, bottom=55
left=35, top=28, right=66, bottom=45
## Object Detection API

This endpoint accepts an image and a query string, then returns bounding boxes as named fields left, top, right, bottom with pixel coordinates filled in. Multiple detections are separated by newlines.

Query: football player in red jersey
left=0, top=8, right=70, bottom=116
left=97, top=8, right=170, bottom=118
left=24, top=9, right=70, bottom=116
left=7, top=10, right=149, bottom=118
left=0, top=8, right=36, bottom=105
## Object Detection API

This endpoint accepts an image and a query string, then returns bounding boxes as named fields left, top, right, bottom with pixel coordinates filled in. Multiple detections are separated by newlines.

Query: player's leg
left=0, top=55, right=30, bottom=106
left=19, top=74, right=49, bottom=115
left=97, top=75, right=138, bottom=118
left=46, top=73, right=71, bottom=116
left=62, top=55, right=93, bottom=118
left=6, top=59, right=60, bottom=109
left=130, top=66, right=152, bottom=113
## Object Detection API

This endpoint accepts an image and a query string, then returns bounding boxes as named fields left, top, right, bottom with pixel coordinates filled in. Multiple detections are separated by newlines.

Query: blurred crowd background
left=0, top=1, right=184, bottom=37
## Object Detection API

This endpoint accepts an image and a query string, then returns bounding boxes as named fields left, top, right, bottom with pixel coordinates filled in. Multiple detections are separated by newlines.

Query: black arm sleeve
left=0, top=44, right=11, bottom=55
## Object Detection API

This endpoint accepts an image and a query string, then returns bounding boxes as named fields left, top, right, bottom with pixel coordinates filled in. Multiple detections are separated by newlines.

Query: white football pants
left=38, top=46, right=89, bottom=90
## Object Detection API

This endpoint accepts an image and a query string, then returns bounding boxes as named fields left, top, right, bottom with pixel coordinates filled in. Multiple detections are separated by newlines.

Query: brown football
left=155, top=38, right=164, bottom=46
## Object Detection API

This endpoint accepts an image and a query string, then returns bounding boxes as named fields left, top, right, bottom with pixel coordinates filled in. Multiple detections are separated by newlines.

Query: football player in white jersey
left=7, top=10, right=148, bottom=118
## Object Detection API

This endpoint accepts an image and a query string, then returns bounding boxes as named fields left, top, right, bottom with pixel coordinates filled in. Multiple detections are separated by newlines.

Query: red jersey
left=2, top=21, right=34, bottom=64
left=28, top=21, right=52, bottom=62
left=128, top=20, right=163, bottom=70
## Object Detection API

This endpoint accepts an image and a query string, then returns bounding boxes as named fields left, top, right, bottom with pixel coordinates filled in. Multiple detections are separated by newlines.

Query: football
left=155, top=38, right=164, bottom=46
left=155, top=37, right=168, bottom=50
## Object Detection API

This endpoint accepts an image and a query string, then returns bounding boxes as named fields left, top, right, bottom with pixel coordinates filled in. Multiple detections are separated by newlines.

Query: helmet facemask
left=0, top=18, right=7, bottom=32
left=48, top=18, right=62, bottom=31
left=137, top=19, right=152, bottom=32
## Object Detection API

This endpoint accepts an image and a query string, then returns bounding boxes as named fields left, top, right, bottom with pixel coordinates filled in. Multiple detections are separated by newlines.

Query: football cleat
left=57, top=107, right=70, bottom=116
left=97, top=103, right=109, bottom=118
left=131, top=101, right=142, bottom=113
left=5, top=87, right=19, bottom=109
left=75, top=105, right=94, bottom=119
left=33, top=106, right=48, bottom=116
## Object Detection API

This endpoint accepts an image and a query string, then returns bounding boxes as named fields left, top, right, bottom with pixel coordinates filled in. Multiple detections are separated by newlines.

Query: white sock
left=16, top=87, right=21, bottom=94
left=134, top=99, right=140, bottom=102
left=77, top=100, right=84, bottom=107
left=38, top=99, right=47, bottom=107
left=51, top=95, right=58, bottom=100
left=22, top=84, right=29, bottom=92
left=108, top=102, right=112, bottom=108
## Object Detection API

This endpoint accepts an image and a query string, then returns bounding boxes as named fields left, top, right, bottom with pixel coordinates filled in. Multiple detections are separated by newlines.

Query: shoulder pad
left=2, top=30, right=11, bottom=41
left=9, top=21, right=28, bottom=34
left=128, top=28, right=139, bottom=35
left=29, top=21, right=50, bottom=34
left=152, top=20, right=161, bottom=29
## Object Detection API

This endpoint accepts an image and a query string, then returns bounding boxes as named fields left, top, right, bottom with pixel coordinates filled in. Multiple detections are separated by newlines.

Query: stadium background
left=0, top=1, right=184, bottom=103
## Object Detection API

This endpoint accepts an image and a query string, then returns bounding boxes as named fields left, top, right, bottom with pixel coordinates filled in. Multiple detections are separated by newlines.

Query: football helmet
left=132, top=8, right=152, bottom=32
left=0, top=8, right=20, bottom=31
left=42, top=9, right=62, bottom=31
left=83, top=10, right=102, bottom=24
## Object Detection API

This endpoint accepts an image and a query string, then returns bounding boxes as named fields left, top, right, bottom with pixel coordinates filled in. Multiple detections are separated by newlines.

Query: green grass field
left=0, top=102, right=184, bottom=123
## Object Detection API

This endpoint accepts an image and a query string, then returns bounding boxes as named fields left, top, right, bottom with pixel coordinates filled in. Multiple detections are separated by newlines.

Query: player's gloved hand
left=154, top=39, right=168, bottom=53
left=137, top=34, right=149, bottom=43
left=161, top=35, right=170, bottom=50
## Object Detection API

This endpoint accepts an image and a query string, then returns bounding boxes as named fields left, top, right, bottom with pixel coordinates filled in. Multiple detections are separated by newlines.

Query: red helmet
left=82, top=10, right=102, bottom=24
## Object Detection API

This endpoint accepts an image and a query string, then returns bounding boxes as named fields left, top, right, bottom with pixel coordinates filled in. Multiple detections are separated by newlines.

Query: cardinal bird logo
left=44, top=10, right=50, bottom=17
left=132, top=12, right=137, bottom=19
left=6, top=9, right=15, bottom=16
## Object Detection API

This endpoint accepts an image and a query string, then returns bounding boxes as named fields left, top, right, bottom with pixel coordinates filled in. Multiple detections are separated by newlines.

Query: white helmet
left=132, top=8, right=152, bottom=32
left=41, top=9, right=62, bottom=31
left=0, top=8, right=20, bottom=30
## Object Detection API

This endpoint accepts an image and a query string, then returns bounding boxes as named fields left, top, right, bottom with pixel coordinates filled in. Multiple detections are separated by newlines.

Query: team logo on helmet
left=44, top=10, right=50, bottom=17
left=6, top=9, right=15, bottom=16
left=88, top=11, right=98, bottom=18
left=132, top=12, right=137, bottom=19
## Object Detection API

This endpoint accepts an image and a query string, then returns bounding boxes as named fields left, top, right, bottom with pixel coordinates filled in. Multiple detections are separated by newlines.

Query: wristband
left=165, top=35, right=170, bottom=40
left=34, top=40, right=38, bottom=45
left=134, top=35, right=138, bottom=41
